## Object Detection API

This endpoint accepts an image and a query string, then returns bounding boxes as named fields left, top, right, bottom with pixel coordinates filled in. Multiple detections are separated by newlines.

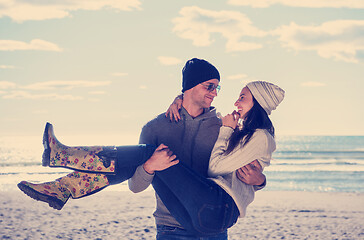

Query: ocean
left=0, top=135, right=363, bottom=193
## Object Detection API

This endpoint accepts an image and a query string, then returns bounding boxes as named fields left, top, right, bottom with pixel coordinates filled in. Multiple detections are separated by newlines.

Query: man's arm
left=236, top=160, right=266, bottom=190
left=128, top=124, right=156, bottom=193
left=128, top=165, right=155, bottom=193
left=129, top=139, right=179, bottom=193
left=142, top=144, right=178, bottom=174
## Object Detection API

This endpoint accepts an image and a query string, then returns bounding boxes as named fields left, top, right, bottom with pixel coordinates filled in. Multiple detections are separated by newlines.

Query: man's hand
left=236, top=160, right=266, bottom=186
left=143, top=144, right=179, bottom=174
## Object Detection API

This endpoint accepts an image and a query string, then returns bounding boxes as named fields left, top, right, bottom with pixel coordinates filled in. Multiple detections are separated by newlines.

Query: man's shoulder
left=142, top=112, right=169, bottom=128
left=139, top=112, right=171, bottom=144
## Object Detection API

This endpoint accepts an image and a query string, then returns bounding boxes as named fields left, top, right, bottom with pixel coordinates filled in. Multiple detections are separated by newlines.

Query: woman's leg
left=42, top=122, right=116, bottom=173
left=17, top=171, right=109, bottom=210
left=18, top=123, right=156, bottom=209
left=42, top=122, right=156, bottom=174
left=152, top=163, right=239, bottom=236
left=18, top=144, right=155, bottom=210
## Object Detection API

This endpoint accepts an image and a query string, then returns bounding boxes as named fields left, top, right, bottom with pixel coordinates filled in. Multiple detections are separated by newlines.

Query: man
left=129, top=58, right=265, bottom=239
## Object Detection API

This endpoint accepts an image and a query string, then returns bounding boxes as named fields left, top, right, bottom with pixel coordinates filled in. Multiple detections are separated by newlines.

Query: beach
left=1, top=135, right=363, bottom=239
left=1, top=189, right=363, bottom=240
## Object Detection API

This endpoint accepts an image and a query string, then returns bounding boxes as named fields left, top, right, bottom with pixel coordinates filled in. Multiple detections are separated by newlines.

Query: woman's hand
left=165, top=94, right=183, bottom=122
left=143, top=144, right=179, bottom=174
left=222, top=111, right=240, bottom=129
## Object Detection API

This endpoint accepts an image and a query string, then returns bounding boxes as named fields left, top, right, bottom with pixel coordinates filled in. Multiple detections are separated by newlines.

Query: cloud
left=0, top=65, right=15, bottom=69
left=1, top=80, right=112, bottom=100
left=273, top=20, right=364, bottom=63
left=0, top=81, right=17, bottom=89
left=2, top=91, right=83, bottom=100
left=158, top=56, right=182, bottom=66
left=111, top=72, right=128, bottom=77
left=22, top=80, right=112, bottom=90
left=301, top=81, right=326, bottom=87
left=228, top=0, right=364, bottom=8
left=0, top=0, right=142, bottom=22
left=0, top=39, right=62, bottom=51
left=172, top=6, right=266, bottom=52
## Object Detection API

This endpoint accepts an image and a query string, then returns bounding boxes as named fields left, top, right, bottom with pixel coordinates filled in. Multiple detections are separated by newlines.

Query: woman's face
left=234, top=86, right=254, bottom=119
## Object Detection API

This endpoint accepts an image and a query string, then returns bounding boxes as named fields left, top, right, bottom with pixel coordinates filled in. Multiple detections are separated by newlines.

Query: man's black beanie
left=182, top=58, right=220, bottom=93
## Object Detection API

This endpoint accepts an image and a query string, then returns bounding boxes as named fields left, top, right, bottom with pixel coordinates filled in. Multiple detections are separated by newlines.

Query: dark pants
left=156, top=225, right=228, bottom=240
left=106, top=144, right=239, bottom=237
left=153, top=163, right=239, bottom=237
left=106, top=144, right=156, bottom=185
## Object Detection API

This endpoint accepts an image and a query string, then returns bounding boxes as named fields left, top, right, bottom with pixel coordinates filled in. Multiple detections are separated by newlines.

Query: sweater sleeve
left=208, top=127, right=273, bottom=177
left=128, top=123, right=155, bottom=193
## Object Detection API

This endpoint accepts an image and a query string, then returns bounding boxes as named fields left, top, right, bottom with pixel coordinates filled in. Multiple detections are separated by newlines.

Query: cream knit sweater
left=208, top=126, right=276, bottom=217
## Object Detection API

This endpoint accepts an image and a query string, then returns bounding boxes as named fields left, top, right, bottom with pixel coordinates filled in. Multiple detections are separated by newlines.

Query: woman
left=18, top=81, right=284, bottom=236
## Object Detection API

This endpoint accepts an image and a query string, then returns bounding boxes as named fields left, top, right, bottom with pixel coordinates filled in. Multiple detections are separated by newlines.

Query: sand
left=1, top=189, right=363, bottom=240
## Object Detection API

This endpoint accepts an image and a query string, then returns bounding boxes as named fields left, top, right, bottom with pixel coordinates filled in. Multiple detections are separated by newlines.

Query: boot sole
left=17, top=182, right=68, bottom=210
left=42, top=122, right=51, bottom=167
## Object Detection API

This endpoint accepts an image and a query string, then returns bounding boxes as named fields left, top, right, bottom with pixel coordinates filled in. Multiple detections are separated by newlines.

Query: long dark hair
left=225, top=97, right=274, bottom=155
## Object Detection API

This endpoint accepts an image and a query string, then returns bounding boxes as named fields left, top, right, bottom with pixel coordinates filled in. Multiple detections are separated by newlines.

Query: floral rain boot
left=17, top=180, right=71, bottom=210
left=17, top=171, right=109, bottom=210
left=42, top=122, right=116, bottom=174
left=42, top=122, right=156, bottom=176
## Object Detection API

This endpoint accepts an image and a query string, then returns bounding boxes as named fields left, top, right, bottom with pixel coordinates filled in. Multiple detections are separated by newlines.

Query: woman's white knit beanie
left=246, top=81, right=285, bottom=115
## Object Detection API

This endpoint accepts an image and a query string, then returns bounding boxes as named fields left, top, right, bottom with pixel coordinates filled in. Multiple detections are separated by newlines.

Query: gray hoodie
left=128, top=106, right=221, bottom=228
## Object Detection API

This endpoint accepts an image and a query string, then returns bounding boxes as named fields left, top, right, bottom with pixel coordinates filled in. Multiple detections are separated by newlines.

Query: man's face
left=188, top=79, right=220, bottom=109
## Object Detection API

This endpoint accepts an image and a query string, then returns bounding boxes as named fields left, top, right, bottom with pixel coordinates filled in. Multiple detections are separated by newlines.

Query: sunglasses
left=200, top=83, right=221, bottom=93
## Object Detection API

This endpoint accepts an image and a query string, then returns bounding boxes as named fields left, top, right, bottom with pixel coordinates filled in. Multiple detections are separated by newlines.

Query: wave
left=0, top=166, right=71, bottom=175
left=276, top=150, right=364, bottom=153
left=267, top=164, right=364, bottom=172
left=1, top=135, right=363, bottom=192
left=272, top=158, right=364, bottom=165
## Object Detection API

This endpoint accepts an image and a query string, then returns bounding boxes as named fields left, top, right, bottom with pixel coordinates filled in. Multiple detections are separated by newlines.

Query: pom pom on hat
left=182, top=58, right=220, bottom=92
left=246, top=81, right=285, bottom=115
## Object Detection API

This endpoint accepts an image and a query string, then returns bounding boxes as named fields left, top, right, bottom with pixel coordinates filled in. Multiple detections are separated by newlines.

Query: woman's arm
left=165, top=94, right=183, bottom=122
left=208, top=128, right=273, bottom=177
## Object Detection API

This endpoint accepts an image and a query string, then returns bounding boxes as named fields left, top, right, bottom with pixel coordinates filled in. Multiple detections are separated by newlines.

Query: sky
left=0, top=0, right=364, bottom=143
